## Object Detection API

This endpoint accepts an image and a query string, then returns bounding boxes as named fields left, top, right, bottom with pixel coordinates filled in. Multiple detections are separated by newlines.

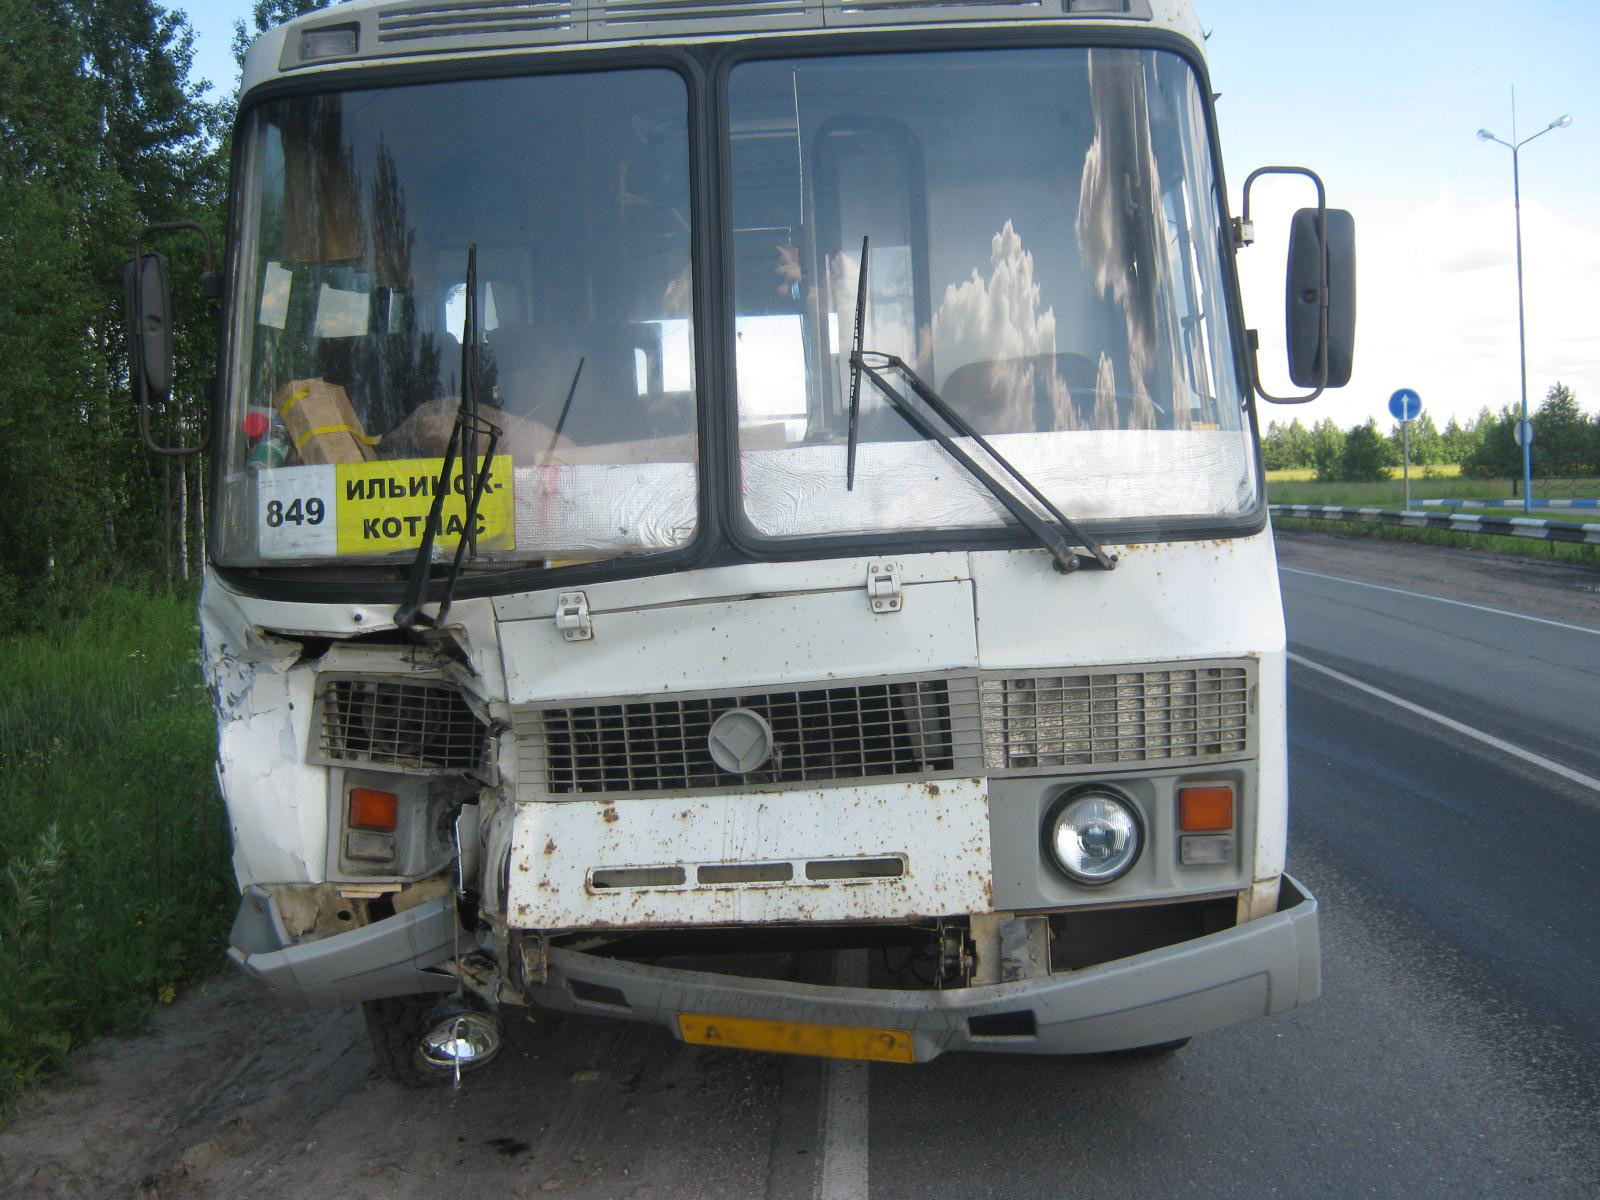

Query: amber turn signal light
left=1178, top=785, right=1233, bottom=832
left=349, top=787, right=398, bottom=832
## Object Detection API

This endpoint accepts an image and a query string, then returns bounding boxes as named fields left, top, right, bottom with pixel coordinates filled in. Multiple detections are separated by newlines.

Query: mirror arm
left=133, top=221, right=217, bottom=457
left=1239, top=166, right=1329, bottom=405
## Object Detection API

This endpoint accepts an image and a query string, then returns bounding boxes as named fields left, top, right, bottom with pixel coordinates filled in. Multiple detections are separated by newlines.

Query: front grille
left=980, top=665, right=1252, bottom=770
left=517, top=660, right=1254, bottom=798
left=539, top=679, right=965, bottom=794
left=317, top=677, right=487, bottom=772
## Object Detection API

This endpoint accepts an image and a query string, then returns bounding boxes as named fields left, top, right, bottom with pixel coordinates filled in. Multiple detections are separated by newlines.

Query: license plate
left=677, top=1013, right=915, bottom=1064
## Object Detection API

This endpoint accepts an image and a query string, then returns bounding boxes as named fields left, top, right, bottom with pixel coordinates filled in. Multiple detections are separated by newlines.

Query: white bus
left=130, top=0, right=1353, bottom=1083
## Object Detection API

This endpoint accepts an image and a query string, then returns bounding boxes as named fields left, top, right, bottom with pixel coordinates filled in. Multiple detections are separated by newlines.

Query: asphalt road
left=834, top=538, right=1600, bottom=1200
left=5, top=535, right=1598, bottom=1200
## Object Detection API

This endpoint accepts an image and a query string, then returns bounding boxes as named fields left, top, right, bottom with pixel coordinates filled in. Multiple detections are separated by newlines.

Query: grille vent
left=595, top=0, right=812, bottom=24
left=980, top=666, right=1251, bottom=771
left=376, top=1, right=580, bottom=44
left=345, top=0, right=1148, bottom=60
left=317, top=677, right=487, bottom=773
left=515, top=660, right=1253, bottom=798
left=831, top=0, right=1045, bottom=11
left=538, top=679, right=967, bottom=795
left=821, top=0, right=1055, bottom=23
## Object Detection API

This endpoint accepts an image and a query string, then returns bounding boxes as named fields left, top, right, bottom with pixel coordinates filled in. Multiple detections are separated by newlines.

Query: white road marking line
left=1280, top=566, right=1600, bottom=637
left=1288, top=651, right=1600, bottom=798
left=815, top=950, right=869, bottom=1200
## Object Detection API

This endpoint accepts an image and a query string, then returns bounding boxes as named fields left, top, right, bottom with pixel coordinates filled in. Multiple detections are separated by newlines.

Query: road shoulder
left=1274, top=530, right=1600, bottom=629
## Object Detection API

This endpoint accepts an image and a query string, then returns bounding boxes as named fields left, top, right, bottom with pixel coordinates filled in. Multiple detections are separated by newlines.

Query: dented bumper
left=522, top=876, right=1320, bottom=1060
left=226, top=885, right=459, bottom=1009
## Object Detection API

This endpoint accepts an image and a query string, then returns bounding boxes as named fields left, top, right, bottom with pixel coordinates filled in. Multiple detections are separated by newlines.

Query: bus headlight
left=1044, top=787, right=1143, bottom=885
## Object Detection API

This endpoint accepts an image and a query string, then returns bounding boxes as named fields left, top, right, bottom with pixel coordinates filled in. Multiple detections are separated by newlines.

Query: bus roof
left=241, top=0, right=1204, bottom=98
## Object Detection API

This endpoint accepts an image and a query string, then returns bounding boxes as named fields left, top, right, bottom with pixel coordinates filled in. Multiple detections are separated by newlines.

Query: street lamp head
left=1476, top=128, right=1496, bottom=141
left=1550, top=115, right=1573, bottom=129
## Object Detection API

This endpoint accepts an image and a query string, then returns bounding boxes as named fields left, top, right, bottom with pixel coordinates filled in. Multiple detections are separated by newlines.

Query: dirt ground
left=2, top=532, right=1594, bottom=1199
left=0, top=972, right=781, bottom=1200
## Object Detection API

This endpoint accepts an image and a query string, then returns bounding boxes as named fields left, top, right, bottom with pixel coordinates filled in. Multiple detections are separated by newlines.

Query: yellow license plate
left=677, top=1013, right=915, bottom=1064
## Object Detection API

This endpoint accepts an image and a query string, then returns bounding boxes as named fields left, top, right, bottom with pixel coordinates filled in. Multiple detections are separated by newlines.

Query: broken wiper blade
left=396, top=244, right=504, bottom=630
left=846, top=235, right=869, bottom=490
left=542, top=356, right=585, bottom=461
left=849, top=349, right=1116, bottom=574
left=394, top=406, right=503, bottom=630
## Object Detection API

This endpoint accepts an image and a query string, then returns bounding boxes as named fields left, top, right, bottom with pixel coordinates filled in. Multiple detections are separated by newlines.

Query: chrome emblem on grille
left=707, top=708, right=774, bottom=775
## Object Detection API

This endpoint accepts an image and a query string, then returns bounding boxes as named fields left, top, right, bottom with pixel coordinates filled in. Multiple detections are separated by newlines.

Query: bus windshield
left=727, top=46, right=1257, bottom=539
left=215, top=46, right=1254, bottom=573
left=216, top=67, right=697, bottom=569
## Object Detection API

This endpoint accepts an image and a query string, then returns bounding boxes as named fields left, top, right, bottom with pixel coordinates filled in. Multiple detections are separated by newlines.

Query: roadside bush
left=1311, top=418, right=1347, bottom=482
left=1462, top=406, right=1522, bottom=479
left=1340, top=419, right=1396, bottom=482
left=1531, top=383, right=1595, bottom=478
left=0, top=586, right=229, bottom=1118
left=1262, top=419, right=1314, bottom=471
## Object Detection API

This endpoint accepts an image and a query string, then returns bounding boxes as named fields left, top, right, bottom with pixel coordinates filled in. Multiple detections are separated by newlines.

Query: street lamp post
left=1477, top=101, right=1572, bottom=514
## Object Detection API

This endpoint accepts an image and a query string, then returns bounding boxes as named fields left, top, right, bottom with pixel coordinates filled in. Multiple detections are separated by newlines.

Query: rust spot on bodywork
left=602, top=806, right=619, bottom=824
left=544, top=837, right=557, bottom=856
left=925, top=783, right=941, bottom=797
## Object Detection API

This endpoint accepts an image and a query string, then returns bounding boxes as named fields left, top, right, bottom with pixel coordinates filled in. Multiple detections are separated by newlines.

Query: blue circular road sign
left=1389, top=388, right=1422, bottom=422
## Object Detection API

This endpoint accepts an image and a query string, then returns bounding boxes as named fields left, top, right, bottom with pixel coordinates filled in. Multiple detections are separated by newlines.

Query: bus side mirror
left=126, top=220, right=217, bottom=457
left=124, top=252, right=173, bottom=400
left=1287, top=207, right=1355, bottom=389
left=1238, top=166, right=1357, bottom=404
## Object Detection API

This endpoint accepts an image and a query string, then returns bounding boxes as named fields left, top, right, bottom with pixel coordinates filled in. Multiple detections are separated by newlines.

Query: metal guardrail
left=1270, top=504, right=1600, bottom=545
left=1418, top=498, right=1598, bottom=509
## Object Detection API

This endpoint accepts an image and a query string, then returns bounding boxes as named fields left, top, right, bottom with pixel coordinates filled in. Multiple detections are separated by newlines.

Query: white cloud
left=921, top=221, right=1120, bottom=432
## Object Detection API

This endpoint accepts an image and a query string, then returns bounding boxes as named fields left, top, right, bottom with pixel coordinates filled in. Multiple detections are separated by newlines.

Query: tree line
left=1262, top=383, right=1598, bottom=484
left=0, top=0, right=327, bottom=631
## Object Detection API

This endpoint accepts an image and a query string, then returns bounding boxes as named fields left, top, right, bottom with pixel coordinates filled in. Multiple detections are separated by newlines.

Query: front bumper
left=226, top=885, right=459, bottom=1010
left=226, top=874, right=1319, bottom=1056
left=525, top=876, right=1320, bottom=1060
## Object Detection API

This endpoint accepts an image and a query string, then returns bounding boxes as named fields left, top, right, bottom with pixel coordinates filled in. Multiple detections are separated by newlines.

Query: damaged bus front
left=145, top=0, right=1354, bottom=1083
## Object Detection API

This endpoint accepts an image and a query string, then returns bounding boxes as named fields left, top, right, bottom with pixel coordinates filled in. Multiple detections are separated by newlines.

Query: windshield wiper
left=844, top=239, right=1115, bottom=574
left=542, top=356, right=585, bottom=461
left=396, top=244, right=504, bottom=630
left=846, top=236, right=870, bottom=491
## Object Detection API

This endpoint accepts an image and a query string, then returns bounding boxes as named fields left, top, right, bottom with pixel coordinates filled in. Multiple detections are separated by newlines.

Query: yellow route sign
left=334, top=456, right=515, bottom=556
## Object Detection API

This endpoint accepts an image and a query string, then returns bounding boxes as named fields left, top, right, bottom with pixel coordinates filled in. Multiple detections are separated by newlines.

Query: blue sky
left=179, top=0, right=1598, bottom=427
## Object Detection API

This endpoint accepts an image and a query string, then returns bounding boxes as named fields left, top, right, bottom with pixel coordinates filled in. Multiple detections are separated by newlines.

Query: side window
left=443, top=278, right=505, bottom=339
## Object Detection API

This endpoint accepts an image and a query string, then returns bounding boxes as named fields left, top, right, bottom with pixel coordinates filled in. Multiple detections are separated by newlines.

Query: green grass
left=1266, top=473, right=1600, bottom=511
left=1266, top=464, right=1464, bottom=484
left=1265, top=473, right=1517, bottom=506
left=0, top=586, right=231, bottom=1119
